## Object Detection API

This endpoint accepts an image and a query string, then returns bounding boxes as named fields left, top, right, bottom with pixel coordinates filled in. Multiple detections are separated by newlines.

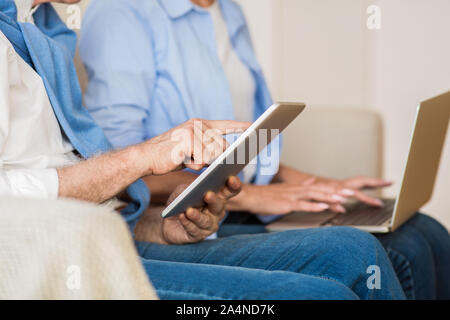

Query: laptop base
left=266, top=199, right=395, bottom=234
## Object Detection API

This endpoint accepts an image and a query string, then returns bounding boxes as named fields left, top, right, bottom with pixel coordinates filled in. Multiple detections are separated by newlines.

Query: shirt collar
left=158, top=0, right=245, bottom=36
left=157, top=0, right=194, bottom=19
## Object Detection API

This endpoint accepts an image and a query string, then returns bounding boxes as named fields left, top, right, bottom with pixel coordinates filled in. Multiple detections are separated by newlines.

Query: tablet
left=161, top=102, right=306, bottom=218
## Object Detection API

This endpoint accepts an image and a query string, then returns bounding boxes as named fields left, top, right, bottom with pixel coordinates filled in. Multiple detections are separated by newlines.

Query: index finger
left=347, top=177, right=393, bottom=189
left=353, top=190, right=384, bottom=207
left=203, top=120, right=251, bottom=134
left=361, top=177, right=393, bottom=188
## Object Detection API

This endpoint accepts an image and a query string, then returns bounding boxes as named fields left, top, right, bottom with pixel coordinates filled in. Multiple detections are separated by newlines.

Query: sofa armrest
left=0, top=197, right=157, bottom=300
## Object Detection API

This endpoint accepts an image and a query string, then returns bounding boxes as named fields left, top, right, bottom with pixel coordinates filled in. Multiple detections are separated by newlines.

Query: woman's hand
left=306, top=177, right=392, bottom=208
left=227, top=180, right=356, bottom=215
left=274, top=165, right=392, bottom=210
left=135, top=176, right=242, bottom=245
left=340, top=176, right=393, bottom=190
left=138, top=119, right=250, bottom=176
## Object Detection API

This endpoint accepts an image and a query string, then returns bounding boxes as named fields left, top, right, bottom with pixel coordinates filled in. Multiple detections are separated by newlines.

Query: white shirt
left=208, top=1, right=255, bottom=123
left=1, top=2, right=124, bottom=210
left=208, top=1, right=257, bottom=183
left=0, top=29, right=78, bottom=199
left=15, top=0, right=38, bottom=23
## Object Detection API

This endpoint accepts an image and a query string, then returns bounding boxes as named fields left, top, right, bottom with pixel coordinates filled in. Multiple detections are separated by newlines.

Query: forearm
left=142, top=171, right=198, bottom=205
left=57, top=145, right=149, bottom=203
left=272, top=164, right=320, bottom=184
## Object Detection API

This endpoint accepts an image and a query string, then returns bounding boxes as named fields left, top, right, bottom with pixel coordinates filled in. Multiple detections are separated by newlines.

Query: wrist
left=276, top=165, right=316, bottom=184
left=134, top=207, right=168, bottom=244
left=225, top=184, right=255, bottom=212
left=130, top=143, right=154, bottom=177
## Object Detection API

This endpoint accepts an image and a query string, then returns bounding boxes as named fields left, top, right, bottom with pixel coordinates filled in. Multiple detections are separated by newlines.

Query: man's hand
left=138, top=119, right=250, bottom=176
left=135, top=176, right=242, bottom=245
left=58, top=118, right=247, bottom=204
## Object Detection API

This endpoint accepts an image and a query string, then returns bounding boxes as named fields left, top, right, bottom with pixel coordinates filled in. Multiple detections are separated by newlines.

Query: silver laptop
left=267, top=91, right=450, bottom=233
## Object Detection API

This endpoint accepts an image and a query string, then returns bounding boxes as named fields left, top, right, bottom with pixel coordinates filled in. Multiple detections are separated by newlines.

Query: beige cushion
left=281, top=107, right=383, bottom=180
left=0, top=197, right=157, bottom=300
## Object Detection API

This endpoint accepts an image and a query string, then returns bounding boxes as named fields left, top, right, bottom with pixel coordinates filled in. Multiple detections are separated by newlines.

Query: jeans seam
left=385, top=247, right=415, bottom=300
left=403, top=218, right=440, bottom=297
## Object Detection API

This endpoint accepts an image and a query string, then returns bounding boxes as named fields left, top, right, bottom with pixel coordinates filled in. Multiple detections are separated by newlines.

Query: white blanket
left=0, top=197, right=157, bottom=300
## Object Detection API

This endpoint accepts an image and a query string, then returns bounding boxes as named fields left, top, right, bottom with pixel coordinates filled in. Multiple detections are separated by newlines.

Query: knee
left=303, top=226, right=385, bottom=263
left=387, top=213, right=450, bottom=259
left=410, top=213, right=449, bottom=238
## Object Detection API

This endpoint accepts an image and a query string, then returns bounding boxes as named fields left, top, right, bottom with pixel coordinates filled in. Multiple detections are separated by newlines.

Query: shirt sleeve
left=0, top=33, right=60, bottom=199
left=0, top=169, right=60, bottom=199
left=79, top=1, right=157, bottom=148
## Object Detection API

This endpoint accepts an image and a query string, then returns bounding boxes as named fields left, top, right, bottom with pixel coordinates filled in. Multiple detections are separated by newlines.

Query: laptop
left=267, top=91, right=450, bottom=233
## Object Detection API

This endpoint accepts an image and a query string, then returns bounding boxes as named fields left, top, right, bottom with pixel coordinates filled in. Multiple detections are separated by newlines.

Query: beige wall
left=237, top=0, right=450, bottom=228
left=371, top=0, right=450, bottom=228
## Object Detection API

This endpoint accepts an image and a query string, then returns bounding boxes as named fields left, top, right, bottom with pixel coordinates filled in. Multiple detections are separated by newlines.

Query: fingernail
left=336, top=206, right=346, bottom=213
left=341, top=189, right=355, bottom=196
left=375, top=199, right=384, bottom=206
left=318, top=203, right=329, bottom=210
left=229, top=176, right=238, bottom=186
left=331, top=195, right=346, bottom=203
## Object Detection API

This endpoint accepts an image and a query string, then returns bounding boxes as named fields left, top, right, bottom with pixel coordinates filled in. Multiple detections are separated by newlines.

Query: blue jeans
left=376, top=214, right=450, bottom=299
left=219, top=212, right=450, bottom=300
left=136, top=227, right=405, bottom=300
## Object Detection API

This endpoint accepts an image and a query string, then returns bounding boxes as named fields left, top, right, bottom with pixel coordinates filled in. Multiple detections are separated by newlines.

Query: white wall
left=237, top=0, right=450, bottom=228
left=371, top=0, right=450, bottom=228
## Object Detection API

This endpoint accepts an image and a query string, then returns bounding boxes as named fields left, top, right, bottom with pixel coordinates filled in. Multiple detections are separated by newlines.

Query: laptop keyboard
left=327, top=199, right=395, bottom=226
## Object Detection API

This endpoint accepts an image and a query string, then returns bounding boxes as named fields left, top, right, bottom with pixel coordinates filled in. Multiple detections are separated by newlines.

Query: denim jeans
left=136, top=227, right=406, bottom=300
left=376, top=214, right=450, bottom=299
left=219, top=212, right=450, bottom=300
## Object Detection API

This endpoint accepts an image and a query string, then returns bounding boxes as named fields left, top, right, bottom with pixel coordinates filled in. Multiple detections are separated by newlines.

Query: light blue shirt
left=80, top=0, right=281, bottom=188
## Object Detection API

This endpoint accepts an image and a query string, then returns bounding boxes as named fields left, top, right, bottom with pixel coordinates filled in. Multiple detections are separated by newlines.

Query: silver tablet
left=161, top=102, right=306, bottom=218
